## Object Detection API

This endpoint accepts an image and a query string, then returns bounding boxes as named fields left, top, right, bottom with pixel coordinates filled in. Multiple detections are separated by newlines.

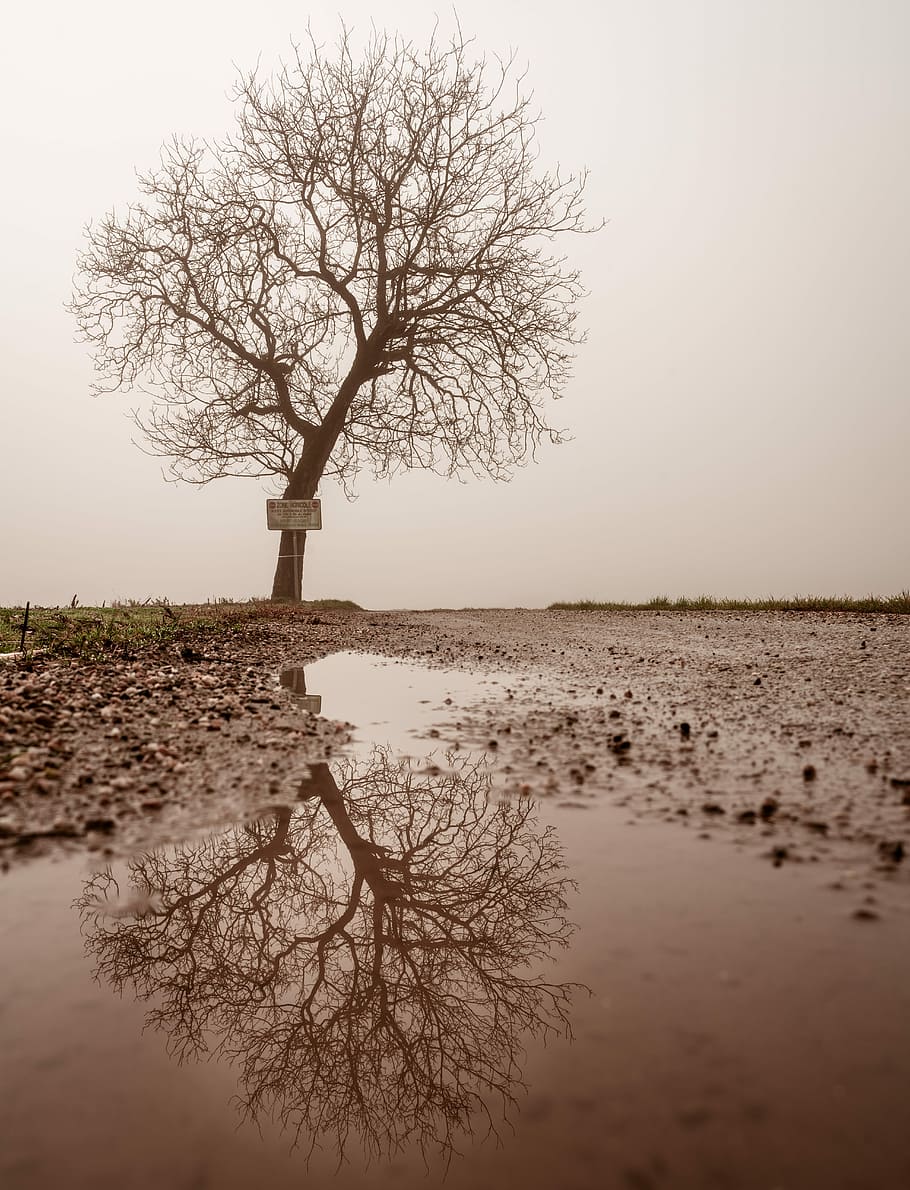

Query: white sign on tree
left=266, top=500, right=322, bottom=531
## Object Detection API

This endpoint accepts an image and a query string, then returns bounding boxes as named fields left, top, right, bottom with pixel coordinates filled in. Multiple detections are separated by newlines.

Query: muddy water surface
left=2, top=652, right=910, bottom=1190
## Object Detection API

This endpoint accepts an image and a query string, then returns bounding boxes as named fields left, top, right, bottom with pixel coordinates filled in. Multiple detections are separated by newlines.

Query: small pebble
left=877, top=840, right=904, bottom=864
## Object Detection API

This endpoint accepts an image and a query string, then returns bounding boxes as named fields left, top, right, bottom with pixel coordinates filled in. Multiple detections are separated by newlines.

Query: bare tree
left=78, top=749, right=579, bottom=1165
left=72, top=26, right=594, bottom=600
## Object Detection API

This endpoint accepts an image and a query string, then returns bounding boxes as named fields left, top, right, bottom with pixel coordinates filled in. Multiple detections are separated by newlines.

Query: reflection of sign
left=266, top=500, right=322, bottom=531
left=279, top=667, right=322, bottom=715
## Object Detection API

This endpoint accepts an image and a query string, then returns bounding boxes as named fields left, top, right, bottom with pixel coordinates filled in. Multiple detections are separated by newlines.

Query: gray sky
left=2, top=0, right=908, bottom=608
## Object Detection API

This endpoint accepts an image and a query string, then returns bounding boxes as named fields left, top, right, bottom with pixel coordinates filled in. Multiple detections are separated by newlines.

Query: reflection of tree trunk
left=302, top=765, right=405, bottom=900
left=279, top=668, right=308, bottom=696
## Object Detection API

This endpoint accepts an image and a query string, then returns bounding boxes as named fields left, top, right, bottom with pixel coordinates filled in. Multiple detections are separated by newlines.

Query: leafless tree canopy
left=78, top=749, right=579, bottom=1165
left=72, top=27, right=593, bottom=495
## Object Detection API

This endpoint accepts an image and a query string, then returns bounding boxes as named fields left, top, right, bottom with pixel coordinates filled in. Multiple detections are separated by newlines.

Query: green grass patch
left=549, top=593, right=910, bottom=614
left=0, top=598, right=362, bottom=662
left=0, top=604, right=239, bottom=661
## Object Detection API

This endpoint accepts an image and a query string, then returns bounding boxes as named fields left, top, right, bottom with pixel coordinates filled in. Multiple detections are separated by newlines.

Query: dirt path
left=2, top=609, right=908, bottom=892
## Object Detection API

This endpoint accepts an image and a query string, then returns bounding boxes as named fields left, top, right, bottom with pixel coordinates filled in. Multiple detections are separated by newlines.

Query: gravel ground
left=2, top=609, right=908, bottom=887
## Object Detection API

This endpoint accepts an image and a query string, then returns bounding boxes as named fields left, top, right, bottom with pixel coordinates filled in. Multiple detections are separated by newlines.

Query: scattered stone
left=1, top=608, right=909, bottom=898
left=702, top=802, right=725, bottom=815
left=803, top=764, right=817, bottom=781
left=771, top=846, right=788, bottom=867
left=83, top=817, right=116, bottom=833
left=878, top=840, right=904, bottom=864
left=760, top=797, right=779, bottom=821
left=679, top=722, right=691, bottom=738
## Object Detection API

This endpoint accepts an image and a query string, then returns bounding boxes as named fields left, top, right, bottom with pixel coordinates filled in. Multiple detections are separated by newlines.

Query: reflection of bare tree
left=79, top=750, right=577, bottom=1163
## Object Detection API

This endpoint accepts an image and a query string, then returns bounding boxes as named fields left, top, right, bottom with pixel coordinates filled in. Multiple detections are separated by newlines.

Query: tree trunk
left=268, top=348, right=380, bottom=602
left=270, top=528, right=307, bottom=602
left=269, top=458, right=320, bottom=602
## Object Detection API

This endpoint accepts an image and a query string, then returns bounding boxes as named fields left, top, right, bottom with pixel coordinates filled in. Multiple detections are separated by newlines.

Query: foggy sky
left=2, top=0, right=908, bottom=608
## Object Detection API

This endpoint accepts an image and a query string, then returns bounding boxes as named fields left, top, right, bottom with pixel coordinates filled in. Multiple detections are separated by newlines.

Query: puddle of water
left=286, top=650, right=515, bottom=756
left=2, top=652, right=910, bottom=1189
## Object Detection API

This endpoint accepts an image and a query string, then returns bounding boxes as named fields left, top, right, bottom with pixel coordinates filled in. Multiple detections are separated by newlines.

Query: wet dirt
left=3, top=610, right=908, bottom=882
left=1, top=611, right=910, bottom=1188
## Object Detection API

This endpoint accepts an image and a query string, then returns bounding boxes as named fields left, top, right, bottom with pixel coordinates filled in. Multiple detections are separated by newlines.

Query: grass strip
left=548, top=593, right=910, bottom=613
left=0, top=599, right=361, bottom=660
